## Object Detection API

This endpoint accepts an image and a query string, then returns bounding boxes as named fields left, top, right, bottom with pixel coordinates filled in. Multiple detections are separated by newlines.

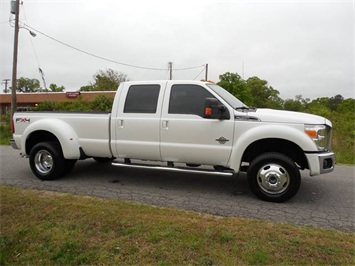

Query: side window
left=124, top=85, right=160, bottom=113
left=169, top=85, right=216, bottom=117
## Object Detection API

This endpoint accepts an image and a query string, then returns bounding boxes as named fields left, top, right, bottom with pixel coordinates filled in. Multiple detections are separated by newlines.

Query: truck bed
left=13, top=111, right=112, bottom=158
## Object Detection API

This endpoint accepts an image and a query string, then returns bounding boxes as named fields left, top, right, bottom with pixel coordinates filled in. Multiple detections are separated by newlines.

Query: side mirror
left=204, top=98, right=230, bottom=120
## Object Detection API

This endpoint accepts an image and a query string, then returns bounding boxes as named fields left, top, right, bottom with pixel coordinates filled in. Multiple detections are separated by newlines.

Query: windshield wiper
left=235, top=106, right=257, bottom=112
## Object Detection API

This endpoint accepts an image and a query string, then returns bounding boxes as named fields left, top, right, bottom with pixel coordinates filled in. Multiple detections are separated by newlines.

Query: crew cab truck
left=11, top=80, right=335, bottom=202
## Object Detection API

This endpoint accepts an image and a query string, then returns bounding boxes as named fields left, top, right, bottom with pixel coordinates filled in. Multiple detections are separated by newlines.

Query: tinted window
left=124, top=85, right=160, bottom=113
left=169, top=85, right=216, bottom=117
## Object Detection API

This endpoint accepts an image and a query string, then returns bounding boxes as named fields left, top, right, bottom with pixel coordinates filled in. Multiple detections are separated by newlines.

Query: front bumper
left=318, top=152, right=335, bottom=174
left=305, top=151, right=335, bottom=176
left=10, top=139, right=19, bottom=150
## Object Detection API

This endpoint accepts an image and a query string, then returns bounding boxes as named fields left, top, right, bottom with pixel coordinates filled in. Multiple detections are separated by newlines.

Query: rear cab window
left=124, top=85, right=161, bottom=114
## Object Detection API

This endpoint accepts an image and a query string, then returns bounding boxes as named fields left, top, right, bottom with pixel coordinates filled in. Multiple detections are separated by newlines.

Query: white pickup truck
left=11, top=80, right=335, bottom=202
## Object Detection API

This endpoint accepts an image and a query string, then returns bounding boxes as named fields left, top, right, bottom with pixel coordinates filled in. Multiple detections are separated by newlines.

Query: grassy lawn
left=0, top=186, right=354, bottom=265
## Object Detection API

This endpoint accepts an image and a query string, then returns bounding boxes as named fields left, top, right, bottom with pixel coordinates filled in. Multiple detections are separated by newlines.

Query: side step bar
left=111, top=162, right=234, bottom=176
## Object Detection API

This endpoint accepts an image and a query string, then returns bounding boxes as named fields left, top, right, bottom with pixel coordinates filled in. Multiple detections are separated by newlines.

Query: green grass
left=0, top=186, right=354, bottom=265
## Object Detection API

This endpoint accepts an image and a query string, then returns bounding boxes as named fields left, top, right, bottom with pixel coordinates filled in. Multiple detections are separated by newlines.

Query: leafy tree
left=306, top=97, right=332, bottom=118
left=90, top=95, right=114, bottom=112
left=283, top=95, right=309, bottom=112
left=80, top=69, right=129, bottom=91
left=17, top=77, right=41, bottom=92
left=217, top=72, right=253, bottom=106
left=79, top=85, right=95, bottom=91
left=283, top=99, right=303, bottom=112
left=49, top=83, right=65, bottom=92
left=328, top=94, right=344, bottom=111
left=337, top=98, right=355, bottom=113
left=246, top=76, right=283, bottom=109
left=330, top=98, right=355, bottom=164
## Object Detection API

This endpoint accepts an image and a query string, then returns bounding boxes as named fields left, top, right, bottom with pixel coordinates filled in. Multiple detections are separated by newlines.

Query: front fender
left=22, top=119, right=81, bottom=159
left=229, top=123, right=318, bottom=171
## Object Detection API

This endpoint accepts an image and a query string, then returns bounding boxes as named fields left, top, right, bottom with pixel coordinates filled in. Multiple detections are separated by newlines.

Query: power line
left=23, top=23, right=205, bottom=72
left=174, top=65, right=205, bottom=71
left=22, top=5, right=48, bottom=91
left=193, top=65, right=206, bottom=80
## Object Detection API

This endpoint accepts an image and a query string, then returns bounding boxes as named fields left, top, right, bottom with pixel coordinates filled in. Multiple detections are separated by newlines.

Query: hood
left=234, top=108, right=331, bottom=126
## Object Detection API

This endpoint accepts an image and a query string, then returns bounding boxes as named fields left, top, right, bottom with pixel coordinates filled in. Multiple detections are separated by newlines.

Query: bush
left=0, top=114, right=12, bottom=145
left=35, top=95, right=114, bottom=112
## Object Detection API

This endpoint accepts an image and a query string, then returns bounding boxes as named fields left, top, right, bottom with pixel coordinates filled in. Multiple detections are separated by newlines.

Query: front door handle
left=162, top=120, right=169, bottom=130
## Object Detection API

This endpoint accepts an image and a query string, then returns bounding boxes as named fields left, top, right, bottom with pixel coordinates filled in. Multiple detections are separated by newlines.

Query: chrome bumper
left=10, top=139, right=19, bottom=150
left=318, top=152, right=335, bottom=174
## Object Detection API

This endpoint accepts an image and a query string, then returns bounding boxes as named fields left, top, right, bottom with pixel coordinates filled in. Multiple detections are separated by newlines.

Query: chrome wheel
left=248, top=152, right=301, bottom=202
left=257, top=164, right=290, bottom=195
left=30, top=142, right=65, bottom=180
left=34, top=149, right=54, bottom=174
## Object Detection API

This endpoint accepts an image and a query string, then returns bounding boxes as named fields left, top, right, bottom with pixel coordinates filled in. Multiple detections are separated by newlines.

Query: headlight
left=305, top=124, right=332, bottom=151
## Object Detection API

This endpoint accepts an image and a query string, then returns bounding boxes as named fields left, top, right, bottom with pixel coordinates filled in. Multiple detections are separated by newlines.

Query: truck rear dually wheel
left=29, top=141, right=65, bottom=180
left=247, top=152, right=301, bottom=203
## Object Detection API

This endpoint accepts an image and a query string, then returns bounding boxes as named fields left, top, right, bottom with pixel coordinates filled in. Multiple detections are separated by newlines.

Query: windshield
left=207, top=84, right=247, bottom=109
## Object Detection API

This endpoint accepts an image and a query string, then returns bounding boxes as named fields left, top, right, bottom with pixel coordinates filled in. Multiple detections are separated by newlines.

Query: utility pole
left=2, top=79, right=10, bottom=93
left=205, top=64, right=208, bottom=81
left=11, top=0, right=20, bottom=117
left=168, top=62, right=172, bottom=80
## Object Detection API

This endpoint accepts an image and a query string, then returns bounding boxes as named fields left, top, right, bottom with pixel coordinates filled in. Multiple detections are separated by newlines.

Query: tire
left=247, top=152, right=301, bottom=203
left=29, top=141, right=65, bottom=181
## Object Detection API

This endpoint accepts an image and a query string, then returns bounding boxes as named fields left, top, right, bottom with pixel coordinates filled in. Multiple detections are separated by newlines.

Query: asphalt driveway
left=1, top=145, right=354, bottom=231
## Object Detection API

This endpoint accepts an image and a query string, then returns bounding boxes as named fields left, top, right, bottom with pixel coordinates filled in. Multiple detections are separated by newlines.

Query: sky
left=0, top=0, right=354, bottom=100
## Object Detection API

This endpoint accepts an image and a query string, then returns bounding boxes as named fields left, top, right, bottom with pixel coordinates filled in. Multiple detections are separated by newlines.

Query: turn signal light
left=205, top=107, right=212, bottom=116
left=305, top=129, right=317, bottom=139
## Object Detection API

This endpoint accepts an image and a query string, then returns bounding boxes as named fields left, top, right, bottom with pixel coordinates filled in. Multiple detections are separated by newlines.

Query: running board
left=111, top=162, right=234, bottom=176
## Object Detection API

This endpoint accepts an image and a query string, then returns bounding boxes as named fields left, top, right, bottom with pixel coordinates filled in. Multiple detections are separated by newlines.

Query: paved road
left=1, top=145, right=354, bottom=232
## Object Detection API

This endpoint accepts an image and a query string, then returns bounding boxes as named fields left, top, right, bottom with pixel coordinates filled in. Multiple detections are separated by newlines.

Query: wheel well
left=25, top=130, right=60, bottom=155
left=242, top=138, right=308, bottom=170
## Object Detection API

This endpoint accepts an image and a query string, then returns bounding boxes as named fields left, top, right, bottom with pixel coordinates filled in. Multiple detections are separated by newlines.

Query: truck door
left=160, top=83, right=234, bottom=166
left=112, top=82, right=166, bottom=161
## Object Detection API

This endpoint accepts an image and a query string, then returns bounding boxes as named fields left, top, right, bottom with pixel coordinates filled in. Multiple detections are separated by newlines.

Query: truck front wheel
left=29, top=141, right=65, bottom=180
left=247, top=152, right=301, bottom=203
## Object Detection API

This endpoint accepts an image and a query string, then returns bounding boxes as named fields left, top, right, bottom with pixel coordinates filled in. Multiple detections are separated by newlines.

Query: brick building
left=0, top=91, right=116, bottom=115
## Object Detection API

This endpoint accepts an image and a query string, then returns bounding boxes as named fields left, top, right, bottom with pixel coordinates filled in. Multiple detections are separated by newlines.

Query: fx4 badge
left=215, top=136, right=229, bottom=144
left=16, top=118, right=30, bottom=123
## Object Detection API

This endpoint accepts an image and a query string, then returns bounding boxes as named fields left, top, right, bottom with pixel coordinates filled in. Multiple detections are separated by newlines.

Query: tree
left=90, top=95, right=114, bottom=112
left=246, top=76, right=283, bottom=109
left=80, top=69, right=129, bottom=91
left=328, top=94, right=344, bottom=111
left=217, top=72, right=253, bottom=106
left=17, top=77, right=41, bottom=92
left=337, top=98, right=355, bottom=113
left=49, top=83, right=65, bottom=92
left=283, top=95, right=309, bottom=112
left=305, top=97, right=331, bottom=118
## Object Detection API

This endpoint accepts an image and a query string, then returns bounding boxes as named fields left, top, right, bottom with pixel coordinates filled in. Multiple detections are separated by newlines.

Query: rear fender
left=22, top=119, right=81, bottom=159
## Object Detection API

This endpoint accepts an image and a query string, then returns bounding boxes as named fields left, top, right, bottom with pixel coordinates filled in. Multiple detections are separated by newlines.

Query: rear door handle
left=117, top=119, right=124, bottom=128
